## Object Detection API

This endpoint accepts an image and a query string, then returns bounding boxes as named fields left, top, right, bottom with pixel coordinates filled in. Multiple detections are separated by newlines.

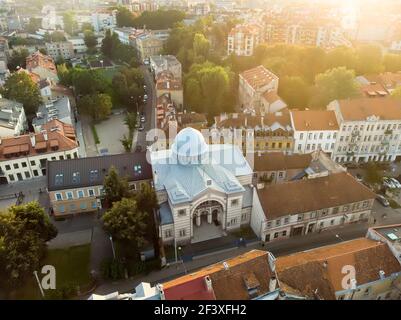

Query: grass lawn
left=8, top=245, right=92, bottom=300
left=98, top=67, right=121, bottom=81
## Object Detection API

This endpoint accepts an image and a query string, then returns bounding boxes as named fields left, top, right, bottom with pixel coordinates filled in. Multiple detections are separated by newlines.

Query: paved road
left=135, top=66, right=156, bottom=150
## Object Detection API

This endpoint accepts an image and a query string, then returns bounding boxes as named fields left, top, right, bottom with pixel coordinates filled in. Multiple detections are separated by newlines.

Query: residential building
left=155, top=76, right=183, bottom=108
left=135, top=31, right=168, bottom=62
left=367, top=224, right=401, bottom=265
left=291, top=110, right=339, bottom=155
left=0, top=120, right=79, bottom=185
left=89, top=250, right=280, bottom=300
left=91, top=9, right=117, bottom=32
left=238, top=66, right=280, bottom=113
left=251, top=172, right=375, bottom=242
left=160, top=250, right=278, bottom=300
left=45, top=41, right=75, bottom=60
left=149, top=55, right=182, bottom=81
left=213, top=110, right=294, bottom=154
left=177, top=112, right=207, bottom=130
left=260, top=91, right=287, bottom=114
left=356, top=73, right=401, bottom=96
left=253, top=150, right=346, bottom=184
left=26, top=51, right=58, bottom=82
left=0, top=36, right=9, bottom=66
left=37, top=79, right=52, bottom=100
left=151, top=127, right=254, bottom=245
left=47, top=152, right=152, bottom=216
left=227, top=24, right=262, bottom=56
left=276, top=238, right=401, bottom=300
left=0, top=97, right=27, bottom=137
left=113, top=27, right=137, bottom=45
left=328, top=98, right=401, bottom=163
left=68, top=35, right=102, bottom=54
left=32, top=97, right=73, bottom=133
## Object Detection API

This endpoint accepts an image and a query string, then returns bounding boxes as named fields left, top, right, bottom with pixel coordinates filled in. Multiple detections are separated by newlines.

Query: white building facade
left=151, top=128, right=254, bottom=245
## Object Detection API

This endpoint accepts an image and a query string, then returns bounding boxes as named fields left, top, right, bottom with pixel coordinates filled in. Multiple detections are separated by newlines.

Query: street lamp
left=109, top=235, right=116, bottom=259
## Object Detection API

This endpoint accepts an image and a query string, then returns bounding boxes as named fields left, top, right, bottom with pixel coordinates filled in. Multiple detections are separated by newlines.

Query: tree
left=193, top=33, right=210, bottom=59
left=116, top=6, right=135, bottom=27
left=0, top=202, right=57, bottom=286
left=131, top=9, right=185, bottom=29
left=84, top=30, right=98, bottom=54
left=102, top=198, right=148, bottom=252
left=310, top=67, right=361, bottom=108
left=77, top=93, right=112, bottom=121
left=184, top=61, right=232, bottom=117
left=325, top=46, right=358, bottom=71
left=365, top=163, right=383, bottom=185
left=102, top=166, right=130, bottom=204
left=356, top=45, right=384, bottom=75
left=124, top=112, right=138, bottom=134
left=278, top=76, right=311, bottom=108
left=101, top=29, right=120, bottom=59
left=71, top=68, right=108, bottom=95
left=120, top=134, right=133, bottom=152
left=26, top=17, right=42, bottom=33
left=134, top=183, right=160, bottom=256
left=44, top=31, right=66, bottom=42
left=184, top=77, right=202, bottom=111
left=81, top=22, right=94, bottom=32
left=62, top=11, right=78, bottom=35
left=57, top=63, right=71, bottom=86
left=391, top=86, right=401, bottom=98
left=7, top=48, right=29, bottom=70
left=0, top=72, right=42, bottom=116
left=383, top=53, right=401, bottom=72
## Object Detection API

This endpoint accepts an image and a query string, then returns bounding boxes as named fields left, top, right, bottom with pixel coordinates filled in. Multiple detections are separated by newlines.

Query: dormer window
left=72, top=172, right=80, bottom=184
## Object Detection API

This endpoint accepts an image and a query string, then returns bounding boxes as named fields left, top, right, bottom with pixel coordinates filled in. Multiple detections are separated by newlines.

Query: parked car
left=355, top=173, right=363, bottom=182
left=383, top=177, right=396, bottom=189
left=138, top=124, right=145, bottom=131
left=140, top=116, right=145, bottom=123
left=390, top=178, right=401, bottom=189
left=376, top=195, right=390, bottom=207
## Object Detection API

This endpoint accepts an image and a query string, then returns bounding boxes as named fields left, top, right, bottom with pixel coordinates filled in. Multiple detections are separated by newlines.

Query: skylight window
left=133, top=164, right=142, bottom=176
left=72, top=172, right=80, bottom=184
left=55, top=173, right=63, bottom=185
left=89, top=169, right=99, bottom=182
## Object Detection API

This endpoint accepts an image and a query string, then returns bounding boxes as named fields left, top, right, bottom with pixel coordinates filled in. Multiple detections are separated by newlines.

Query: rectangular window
left=72, top=172, right=81, bottom=184
left=298, top=214, right=303, bottom=221
left=284, top=217, right=289, bottom=224
left=276, top=219, right=281, bottom=226
left=80, top=203, right=87, bottom=210
left=165, top=229, right=172, bottom=238
left=33, top=170, right=39, bottom=177
left=55, top=193, right=62, bottom=201
left=70, top=204, right=77, bottom=211
left=8, top=174, right=15, bottom=181
left=5, top=164, right=11, bottom=170
left=25, top=171, right=30, bottom=178
left=77, top=190, right=84, bottom=198
left=91, top=201, right=97, bottom=209
left=30, top=160, right=35, bottom=166
left=282, top=230, right=287, bottom=236
left=274, top=232, right=279, bottom=238
left=59, top=205, right=65, bottom=213
left=178, top=209, right=186, bottom=216
left=13, top=163, right=19, bottom=169
left=66, top=192, right=73, bottom=200
left=88, top=189, right=95, bottom=197
left=22, top=162, right=27, bottom=168
left=231, top=199, right=239, bottom=206
left=179, top=229, right=186, bottom=237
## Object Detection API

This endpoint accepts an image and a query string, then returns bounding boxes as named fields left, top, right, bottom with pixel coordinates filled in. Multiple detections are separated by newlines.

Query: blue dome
left=171, top=128, right=208, bottom=165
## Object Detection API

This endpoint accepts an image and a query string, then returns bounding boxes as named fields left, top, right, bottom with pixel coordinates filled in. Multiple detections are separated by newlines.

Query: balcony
left=351, top=130, right=360, bottom=137
left=385, top=129, right=393, bottom=135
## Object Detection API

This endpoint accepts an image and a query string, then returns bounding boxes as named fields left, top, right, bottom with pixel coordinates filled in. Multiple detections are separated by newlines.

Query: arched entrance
left=191, top=200, right=225, bottom=243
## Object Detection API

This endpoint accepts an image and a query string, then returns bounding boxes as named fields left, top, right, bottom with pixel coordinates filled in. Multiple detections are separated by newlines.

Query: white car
left=390, top=178, right=401, bottom=189
left=383, top=177, right=396, bottom=189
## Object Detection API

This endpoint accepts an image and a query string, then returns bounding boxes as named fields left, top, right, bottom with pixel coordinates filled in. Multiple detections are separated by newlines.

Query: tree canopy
left=310, top=67, right=361, bottom=108
left=7, top=48, right=29, bottom=71
left=0, top=202, right=57, bottom=286
left=77, top=93, right=112, bottom=121
left=102, top=166, right=130, bottom=204
left=0, top=72, right=42, bottom=116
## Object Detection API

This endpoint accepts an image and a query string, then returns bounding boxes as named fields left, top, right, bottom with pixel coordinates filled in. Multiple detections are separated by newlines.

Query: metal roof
left=47, top=152, right=152, bottom=191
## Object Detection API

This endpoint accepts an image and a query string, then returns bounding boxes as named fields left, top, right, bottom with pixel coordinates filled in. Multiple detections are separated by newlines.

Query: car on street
left=144, top=59, right=150, bottom=65
left=383, top=177, right=396, bottom=189
left=138, top=124, right=145, bottom=131
left=355, top=173, right=363, bottom=182
left=389, top=177, right=401, bottom=189
left=140, top=116, right=145, bottom=123
left=376, top=194, right=390, bottom=207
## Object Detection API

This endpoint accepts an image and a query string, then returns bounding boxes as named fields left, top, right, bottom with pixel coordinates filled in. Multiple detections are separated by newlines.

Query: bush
left=101, top=258, right=125, bottom=280
left=45, top=283, right=78, bottom=300
left=91, top=124, right=100, bottom=144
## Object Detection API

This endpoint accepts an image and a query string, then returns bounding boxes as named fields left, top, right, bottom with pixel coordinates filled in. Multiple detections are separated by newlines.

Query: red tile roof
left=163, top=275, right=216, bottom=300
left=26, top=51, right=57, bottom=75
left=240, top=65, right=278, bottom=91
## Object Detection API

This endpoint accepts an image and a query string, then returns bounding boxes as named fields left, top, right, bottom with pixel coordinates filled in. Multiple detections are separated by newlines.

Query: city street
left=88, top=201, right=401, bottom=297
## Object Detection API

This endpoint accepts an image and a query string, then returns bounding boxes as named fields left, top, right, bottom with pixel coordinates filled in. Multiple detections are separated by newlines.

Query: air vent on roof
left=223, top=262, right=229, bottom=270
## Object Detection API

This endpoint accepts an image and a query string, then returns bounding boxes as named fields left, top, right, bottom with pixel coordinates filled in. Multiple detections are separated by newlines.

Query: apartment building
left=68, top=35, right=102, bottom=54
left=45, top=41, right=75, bottom=60
left=291, top=110, right=339, bottom=155
left=91, top=9, right=117, bottom=32
left=0, top=120, right=79, bottom=185
left=328, top=98, right=401, bottom=163
left=276, top=238, right=401, bottom=300
left=133, top=30, right=170, bottom=62
left=32, top=97, right=73, bottom=133
left=239, top=65, right=280, bottom=113
left=149, top=55, right=182, bottom=81
left=213, top=110, right=294, bottom=154
left=227, top=24, right=262, bottom=57
left=0, top=97, right=27, bottom=137
left=155, top=76, right=183, bottom=108
left=251, top=172, right=375, bottom=243
left=26, top=51, right=58, bottom=82
left=47, top=152, right=152, bottom=216
left=356, top=72, right=401, bottom=96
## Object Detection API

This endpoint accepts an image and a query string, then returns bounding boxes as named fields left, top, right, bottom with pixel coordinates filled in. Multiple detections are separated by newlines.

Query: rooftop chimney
left=42, top=130, right=48, bottom=141
left=204, top=276, right=213, bottom=292
left=379, top=270, right=386, bottom=280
